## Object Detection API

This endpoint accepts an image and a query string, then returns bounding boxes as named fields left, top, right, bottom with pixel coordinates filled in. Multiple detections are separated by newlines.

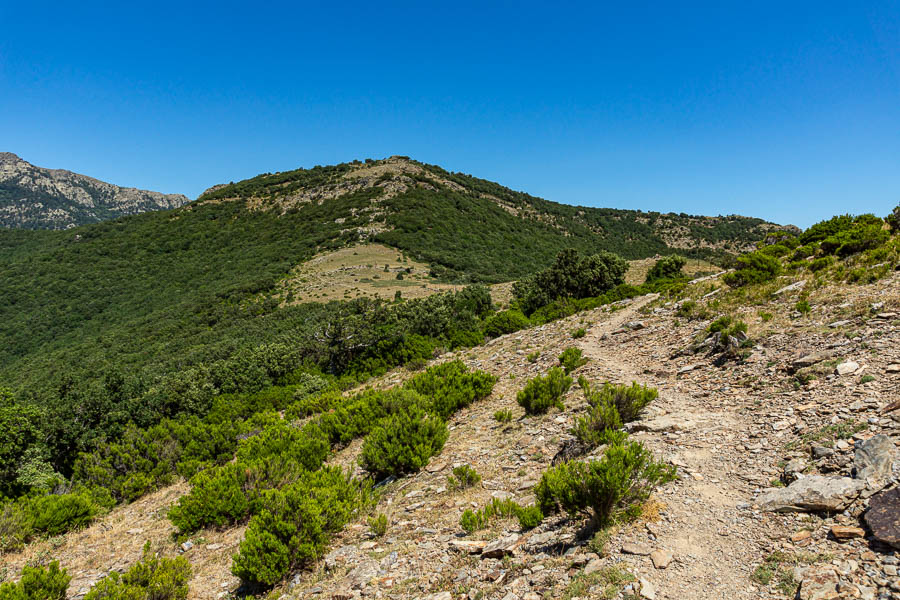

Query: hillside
left=2, top=242, right=898, bottom=600
left=0, top=152, right=189, bottom=229
left=0, top=156, right=782, bottom=401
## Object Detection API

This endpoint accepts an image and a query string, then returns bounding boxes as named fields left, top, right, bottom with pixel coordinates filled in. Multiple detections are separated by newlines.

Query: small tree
left=645, top=255, right=687, bottom=283
left=517, top=368, right=572, bottom=415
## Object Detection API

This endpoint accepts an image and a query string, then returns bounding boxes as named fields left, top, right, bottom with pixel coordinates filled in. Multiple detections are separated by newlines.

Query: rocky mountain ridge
left=0, top=152, right=189, bottom=229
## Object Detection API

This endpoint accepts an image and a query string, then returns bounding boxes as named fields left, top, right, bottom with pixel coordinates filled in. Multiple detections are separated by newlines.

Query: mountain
left=0, top=152, right=189, bottom=229
left=197, top=156, right=789, bottom=281
left=0, top=156, right=789, bottom=398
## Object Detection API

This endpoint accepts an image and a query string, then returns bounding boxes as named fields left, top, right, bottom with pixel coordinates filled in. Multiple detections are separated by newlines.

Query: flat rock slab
left=864, top=487, right=900, bottom=549
left=790, top=350, right=835, bottom=372
left=853, top=434, right=896, bottom=487
left=798, top=567, right=840, bottom=600
left=481, top=534, right=520, bottom=558
left=621, top=542, right=652, bottom=555
left=830, top=525, right=865, bottom=540
left=757, top=476, right=866, bottom=512
left=449, top=540, right=487, bottom=554
left=628, top=415, right=693, bottom=433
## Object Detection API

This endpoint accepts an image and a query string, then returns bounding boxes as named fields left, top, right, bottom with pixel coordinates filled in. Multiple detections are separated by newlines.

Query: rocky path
left=578, top=295, right=767, bottom=599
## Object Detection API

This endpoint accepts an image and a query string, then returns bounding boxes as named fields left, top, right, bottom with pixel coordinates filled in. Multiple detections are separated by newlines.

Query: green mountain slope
left=0, top=156, right=785, bottom=396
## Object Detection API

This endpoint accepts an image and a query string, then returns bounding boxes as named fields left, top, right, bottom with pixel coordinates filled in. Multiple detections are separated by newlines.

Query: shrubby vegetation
left=0, top=561, right=70, bottom=600
left=536, top=440, right=676, bottom=529
left=558, top=347, right=588, bottom=375
left=517, top=368, right=573, bottom=415
left=359, top=401, right=448, bottom=479
left=447, top=464, right=481, bottom=490
left=645, top=255, right=687, bottom=283
left=722, top=251, right=782, bottom=287
left=513, top=249, right=628, bottom=315
left=85, top=543, right=191, bottom=600
left=573, top=378, right=657, bottom=449
left=459, top=497, right=543, bottom=533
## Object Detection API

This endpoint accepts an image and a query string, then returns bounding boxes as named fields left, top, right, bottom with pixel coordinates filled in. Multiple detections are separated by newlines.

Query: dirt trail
left=577, top=294, right=764, bottom=599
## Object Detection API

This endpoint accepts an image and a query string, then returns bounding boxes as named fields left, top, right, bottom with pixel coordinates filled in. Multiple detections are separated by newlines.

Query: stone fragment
left=583, top=558, right=603, bottom=575
left=638, top=578, right=656, bottom=599
left=830, top=525, right=865, bottom=540
left=797, top=567, right=840, bottom=600
left=627, top=415, right=692, bottom=433
left=852, top=434, right=896, bottom=488
left=180, top=541, right=193, bottom=552
left=449, top=540, right=487, bottom=554
left=425, top=593, right=452, bottom=600
left=481, top=534, right=520, bottom=558
left=886, top=364, right=900, bottom=374
left=775, top=280, right=806, bottom=295
left=790, top=530, right=812, bottom=542
left=756, top=476, right=865, bottom=512
left=864, top=487, right=900, bottom=549
left=790, top=350, right=835, bottom=372
left=650, top=549, right=673, bottom=569
left=621, top=542, right=652, bottom=555
left=835, top=361, right=859, bottom=376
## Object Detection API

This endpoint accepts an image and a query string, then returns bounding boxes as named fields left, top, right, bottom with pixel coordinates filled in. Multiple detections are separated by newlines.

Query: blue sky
left=1, top=1, right=898, bottom=227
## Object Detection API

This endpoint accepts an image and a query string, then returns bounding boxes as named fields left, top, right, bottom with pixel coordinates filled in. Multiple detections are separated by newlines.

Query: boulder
left=835, top=361, right=859, bottom=376
left=797, top=567, right=840, bottom=600
left=790, top=350, right=835, bottom=373
left=757, top=476, right=865, bottom=512
left=864, top=487, right=900, bottom=549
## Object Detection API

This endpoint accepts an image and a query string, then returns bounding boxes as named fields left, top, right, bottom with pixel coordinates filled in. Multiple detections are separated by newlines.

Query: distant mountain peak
left=0, top=153, right=190, bottom=229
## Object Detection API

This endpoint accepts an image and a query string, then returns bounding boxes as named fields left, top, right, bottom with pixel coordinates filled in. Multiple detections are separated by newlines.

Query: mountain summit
left=0, top=152, right=189, bottom=229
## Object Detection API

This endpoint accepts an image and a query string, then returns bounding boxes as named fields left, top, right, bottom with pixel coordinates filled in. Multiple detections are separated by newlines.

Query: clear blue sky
left=2, top=1, right=898, bottom=228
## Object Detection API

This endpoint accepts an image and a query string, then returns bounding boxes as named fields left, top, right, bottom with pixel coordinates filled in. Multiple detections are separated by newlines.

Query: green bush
left=367, top=513, right=388, bottom=537
left=403, top=360, right=497, bottom=419
left=235, top=420, right=330, bottom=471
left=493, top=409, right=513, bottom=423
left=231, top=468, right=368, bottom=586
left=85, top=543, right=191, bottom=600
left=0, top=561, right=70, bottom=600
left=359, top=402, right=448, bottom=479
left=447, top=465, right=481, bottom=490
left=571, top=327, right=587, bottom=339
left=809, top=256, right=833, bottom=272
left=482, top=310, right=530, bottom=338
left=722, top=252, right=782, bottom=287
left=645, top=255, right=687, bottom=283
left=887, top=205, right=900, bottom=234
left=820, top=221, right=889, bottom=257
left=799, top=214, right=855, bottom=245
left=26, top=492, right=98, bottom=537
left=535, top=440, right=676, bottom=529
left=707, top=315, right=748, bottom=338
left=526, top=351, right=540, bottom=363
left=558, top=347, right=588, bottom=375
left=459, top=497, right=543, bottom=534
left=168, top=463, right=256, bottom=533
left=513, top=249, right=628, bottom=315
left=573, top=378, right=655, bottom=449
left=516, top=368, right=572, bottom=415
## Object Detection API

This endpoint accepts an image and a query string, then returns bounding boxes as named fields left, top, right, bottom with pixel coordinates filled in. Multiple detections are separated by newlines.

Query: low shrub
left=482, top=310, right=530, bottom=338
left=809, top=256, right=833, bottom=272
left=536, top=441, right=675, bottom=530
left=404, top=360, right=497, bottom=419
left=707, top=315, right=747, bottom=338
left=571, top=327, right=587, bottom=339
left=493, top=409, right=513, bottom=423
left=558, top=347, right=588, bottom=375
left=367, top=513, right=388, bottom=537
left=887, top=205, right=900, bottom=234
left=231, top=468, right=369, bottom=586
left=459, top=497, right=543, bottom=533
left=526, top=351, right=540, bottom=363
left=0, top=561, right=70, bottom=600
left=820, top=218, right=889, bottom=257
left=517, top=368, right=572, bottom=415
left=447, top=465, right=481, bottom=490
left=0, top=501, right=31, bottom=553
left=359, top=403, right=448, bottom=479
left=85, top=543, right=191, bottom=600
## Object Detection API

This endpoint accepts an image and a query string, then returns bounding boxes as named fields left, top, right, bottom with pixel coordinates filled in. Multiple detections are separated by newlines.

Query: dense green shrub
left=0, top=561, right=70, bottom=600
left=799, top=214, right=855, bottom=245
left=513, top=249, right=628, bottom=315
left=231, top=468, right=368, bottom=586
left=447, top=465, right=481, bottom=490
left=482, top=310, right=530, bottom=338
left=359, top=403, right=448, bottom=479
left=558, top=347, right=588, bottom=375
left=235, top=420, right=330, bottom=471
left=516, top=368, right=572, bottom=415
left=571, top=327, right=586, bottom=339
left=26, top=492, right=97, bottom=537
left=809, top=256, right=833, bottom=272
left=887, top=205, right=900, bottom=234
left=403, top=360, right=497, bottom=419
left=0, top=501, right=31, bottom=553
left=820, top=220, right=889, bottom=257
left=85, top=543, right=191, bottom=600
left=645, top=255, right=687, bottom=283
left=722, top=251, right=782, bottom=287
left=573, top=378, right=656, bottom=449
left=535, top=441, right=676, bottom=529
